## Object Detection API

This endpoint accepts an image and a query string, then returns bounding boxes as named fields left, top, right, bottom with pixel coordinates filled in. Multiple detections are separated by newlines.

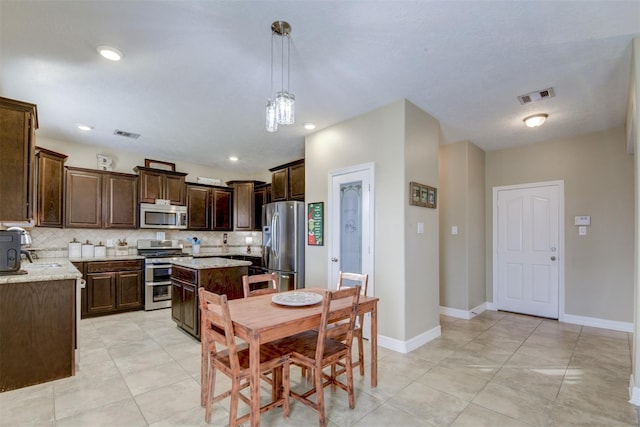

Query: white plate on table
left=271, top=291, right=323, bottom=307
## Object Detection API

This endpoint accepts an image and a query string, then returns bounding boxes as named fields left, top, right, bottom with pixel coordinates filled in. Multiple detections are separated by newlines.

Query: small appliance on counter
left=0, top=230, right=31, bottom=275
left=6, top=226, right=32, bottom=248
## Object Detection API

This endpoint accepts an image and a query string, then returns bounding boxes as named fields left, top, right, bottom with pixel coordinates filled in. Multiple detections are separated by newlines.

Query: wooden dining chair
left=198, top=288, right=289, bottom=426
left=242, top=272, right=278, bottom=298
left=335, top=271, right=369, bottom=377
left=280, top=286, right=361, bottom=427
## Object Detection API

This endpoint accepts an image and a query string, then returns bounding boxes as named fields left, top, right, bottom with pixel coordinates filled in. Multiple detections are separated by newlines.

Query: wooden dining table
left=227, top=288, right=379, bottom=427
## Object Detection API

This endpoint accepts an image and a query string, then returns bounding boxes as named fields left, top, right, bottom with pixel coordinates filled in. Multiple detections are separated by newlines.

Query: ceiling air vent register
left=518, top=88, right=555, bottom=105
left=113, top=129, right=140, bottom=139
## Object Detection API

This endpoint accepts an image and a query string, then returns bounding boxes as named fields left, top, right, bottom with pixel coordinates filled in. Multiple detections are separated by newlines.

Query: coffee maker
left=0, top=230, right=32, bottom=274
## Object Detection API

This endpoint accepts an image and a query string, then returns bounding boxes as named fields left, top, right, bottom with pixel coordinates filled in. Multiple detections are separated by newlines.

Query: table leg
left=249, top=332, right=261, bottom=427
left=370, top=301, right=378, bottom=387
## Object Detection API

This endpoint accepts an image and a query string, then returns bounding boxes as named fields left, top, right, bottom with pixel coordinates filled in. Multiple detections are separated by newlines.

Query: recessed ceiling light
left=229, top=156, right=238, bottom=162
left=97, top=46, right=123, bottom=61
left=76, top=124, right=93, bottom=131
left=304, top=123, right=316, bottom=130
left=523, top=113, right=548, bottom=128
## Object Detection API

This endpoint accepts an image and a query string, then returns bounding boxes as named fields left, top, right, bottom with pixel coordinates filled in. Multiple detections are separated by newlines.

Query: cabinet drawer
left=172, top=265, right=197, bottom=283
left=87, top=260, right=142, bottom=273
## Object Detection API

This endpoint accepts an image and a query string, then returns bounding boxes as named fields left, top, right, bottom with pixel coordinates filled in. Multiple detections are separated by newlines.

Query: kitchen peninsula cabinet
left=186, top=183, right=233, bottom=231
left=135, top=166, right=187, bottom=205
left=226, top=180, right=266, bottom=231
left=270, top=159, right=304, bottom=201
left=65, top=167, right=138, bottom=229
left=35, top=147, right=67, bottom=228
left=82, top=259, right=143, bottom=318
left=0, top=97, right=38, bottom=222
left=171, top=258, right=250, bottom=338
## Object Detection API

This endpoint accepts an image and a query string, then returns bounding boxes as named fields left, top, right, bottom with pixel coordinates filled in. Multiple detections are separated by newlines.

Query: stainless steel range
left=138, top=239, right=192, bottom=311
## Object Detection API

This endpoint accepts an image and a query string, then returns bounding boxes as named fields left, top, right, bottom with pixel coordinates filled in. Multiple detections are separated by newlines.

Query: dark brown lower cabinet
left=171, top=278, right=198, bottom=337
left=82, top=260, right=143, bottom=318
left=0, top=278, right=75, bottom=392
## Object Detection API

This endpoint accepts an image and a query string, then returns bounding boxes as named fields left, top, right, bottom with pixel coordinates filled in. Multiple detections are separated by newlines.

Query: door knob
left=550, top=256, right=556, bottom=261
left=331, top=257, right=338, bottom=262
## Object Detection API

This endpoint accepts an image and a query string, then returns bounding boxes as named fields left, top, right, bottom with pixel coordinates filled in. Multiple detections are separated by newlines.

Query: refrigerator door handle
left=272, top=211, right=279, bottom=258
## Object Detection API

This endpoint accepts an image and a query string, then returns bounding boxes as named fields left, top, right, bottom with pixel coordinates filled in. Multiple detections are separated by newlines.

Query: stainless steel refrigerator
left=262, top=201, right=305, bottom=291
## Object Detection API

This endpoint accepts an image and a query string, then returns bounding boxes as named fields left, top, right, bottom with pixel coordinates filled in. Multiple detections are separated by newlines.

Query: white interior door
left=495, top=182, right=562, bottom=319
left=328, top=163, right=375, bottom=335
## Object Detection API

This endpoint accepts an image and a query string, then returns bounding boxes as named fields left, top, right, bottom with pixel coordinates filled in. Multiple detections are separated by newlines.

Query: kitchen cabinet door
left=212, top=188, right=233, bottom=231
left=137, top=168, right=164, bottom=203
left=103, top=173, right=138, bottom=229
left=232, top=181, right=253, bottom=230
left=288, top=162, right=305, bottom=200
left=165, top=174, right=186, bottom=205
left=116, top=270, right=143, bottom=309
left=253, top=184, right=271, bottom=230
left=271, top=168, right=288, bottom=201
left=135, top=167, right=186, bottom=205
left=182, top=283, right=198, bottom=336
left=35, top=147, right=67, bottom=227
left=65, top=168, right=102, bottom=228
left=171, top=280, right=183, bottom=324
left=86, top=272, right=116, bottom=314
left=187, top=185, right=210, bottom=230
left=0, top=97, right=37, bottom=222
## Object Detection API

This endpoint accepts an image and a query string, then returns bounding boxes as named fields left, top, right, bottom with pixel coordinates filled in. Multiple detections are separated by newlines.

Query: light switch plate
left=579, top=226, right=587, bottom=236
left=417, top=222, right=424, bottom=234
left=451, top=226, right=458, bottom=235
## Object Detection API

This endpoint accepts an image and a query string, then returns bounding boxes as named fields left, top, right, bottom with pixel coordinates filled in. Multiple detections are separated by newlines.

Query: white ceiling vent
left=517, top=87, right=555, bottom=105
left=114, top=129, right=140, bottom=139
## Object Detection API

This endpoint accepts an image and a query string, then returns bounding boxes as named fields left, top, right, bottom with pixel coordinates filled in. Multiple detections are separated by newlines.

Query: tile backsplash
left=30, top=228, right=262, bottom=258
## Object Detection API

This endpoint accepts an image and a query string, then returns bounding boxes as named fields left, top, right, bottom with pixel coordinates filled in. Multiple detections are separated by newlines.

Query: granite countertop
left=171, top=257, right=252, bottom=270
left=191, top=252, right=262, bottom=258
left=0, top=258, right=82, bottom=284
left=68, top=255, right=145, bottom=262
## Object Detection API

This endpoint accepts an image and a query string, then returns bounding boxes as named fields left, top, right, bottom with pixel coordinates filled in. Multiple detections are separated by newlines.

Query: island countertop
left=171, top=257, right=252, bottom=270
left=0, top=258, right=82, bottom=284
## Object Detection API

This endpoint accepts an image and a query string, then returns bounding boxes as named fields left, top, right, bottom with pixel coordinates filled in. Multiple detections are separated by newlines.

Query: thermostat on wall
left=574, top=215, right=591, bottom=226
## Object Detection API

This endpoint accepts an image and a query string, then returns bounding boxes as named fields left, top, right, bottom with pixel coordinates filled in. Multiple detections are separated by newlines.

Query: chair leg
left=201, top=346, right=207, bottom=406
left=205, top=361, right=215, bottom=423
left=357, top=334, right=365, bottom=376
left=228, top=378, right=241, bottom=427
left=283, top=362, right=290, bottom=418
left=315, top=366, right=326, bottom=427
left=346, top=356, right=355, bottom=409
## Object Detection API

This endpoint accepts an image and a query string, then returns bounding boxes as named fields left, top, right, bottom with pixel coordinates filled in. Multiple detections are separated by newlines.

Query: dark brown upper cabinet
left=65, top=167, right=138, bottom=229
left=269, top=159, right=304, bottom=202
left=226, top=181, right=265, bottom=231
left=135, top=166, right=187, bottom=205
left=186, top=183, right=233, bottom=231
left=0, top=97, right=38, bottom=222
left=35, top=147, right=67, bottom=228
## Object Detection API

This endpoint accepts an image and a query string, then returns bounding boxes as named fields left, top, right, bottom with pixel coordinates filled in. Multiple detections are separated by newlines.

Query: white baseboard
left=562, top=313, right=633, bottom=333
left=486, top=301, right=497, bottom=311
left=378, top=325, right=441, bottom=354
left=440, top=303, right=487, bottom=320
left=629, top=375, right=640, bottom=406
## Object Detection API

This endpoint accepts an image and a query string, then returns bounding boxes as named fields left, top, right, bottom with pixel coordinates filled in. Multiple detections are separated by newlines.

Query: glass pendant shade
left=266, top=99, right=278, bottom=132
left=276, top=91, right=295, bottom=125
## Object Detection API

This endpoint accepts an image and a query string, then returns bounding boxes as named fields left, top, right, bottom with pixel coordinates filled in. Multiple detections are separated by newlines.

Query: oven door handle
left=146, top=281, right=172, bottom=287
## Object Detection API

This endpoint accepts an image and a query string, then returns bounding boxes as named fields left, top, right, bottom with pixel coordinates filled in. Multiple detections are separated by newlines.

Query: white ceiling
left=1, top=1, right=639, bottom=175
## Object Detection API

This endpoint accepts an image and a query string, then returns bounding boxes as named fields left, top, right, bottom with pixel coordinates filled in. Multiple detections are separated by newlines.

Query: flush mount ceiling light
left=97, top=46, right=123, bottom=61
left=229, top=156, right=238, bottom=162
left=76, top=124, right=93, bottom=131
left=266, top=21, right=295, bottom=132
left=523, top=113, right=548, bottom=128
left=304, top=123, right=316, bottom=130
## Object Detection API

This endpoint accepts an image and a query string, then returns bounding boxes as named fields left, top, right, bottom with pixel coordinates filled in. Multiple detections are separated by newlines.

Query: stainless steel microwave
left=139, top=203, right=188, bottom=229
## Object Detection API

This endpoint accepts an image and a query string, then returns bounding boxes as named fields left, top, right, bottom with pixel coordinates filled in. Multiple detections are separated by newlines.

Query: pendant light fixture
left=266, top=21, right=295, bottom=132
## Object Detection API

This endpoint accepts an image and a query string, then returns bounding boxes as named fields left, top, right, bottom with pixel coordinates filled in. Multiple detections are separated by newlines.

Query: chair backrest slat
left=198, top=288, right=241, bottom=371
left=315, top=286, right=360, bottom=362
left=242, top=272, right=279, bottom=298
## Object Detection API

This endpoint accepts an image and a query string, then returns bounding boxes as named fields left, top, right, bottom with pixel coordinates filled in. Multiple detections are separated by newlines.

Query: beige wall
left=439, top=141, right=485, bottom=311
left=404, top=101, right=440, bottom=338
left=485, top=127, right=634, bottom=322
left=305, top=99, right=440, bottom=342
left=36, top=136, right=271, bottom=183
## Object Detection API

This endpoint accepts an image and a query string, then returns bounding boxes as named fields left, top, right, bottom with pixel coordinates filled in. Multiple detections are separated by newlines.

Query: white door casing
left=493, top=181, right=564, bottom=319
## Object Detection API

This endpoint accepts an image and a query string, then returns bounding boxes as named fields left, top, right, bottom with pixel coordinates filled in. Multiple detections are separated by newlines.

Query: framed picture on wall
left=409, top=181, right=437, bottom=208
left=307, top=202, right=324, bottom=246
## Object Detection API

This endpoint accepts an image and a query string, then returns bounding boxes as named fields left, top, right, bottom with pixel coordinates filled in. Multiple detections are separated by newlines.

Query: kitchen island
left=0, top=259, right=82, bottom=392
left=170, top=257, right=251, bottom=338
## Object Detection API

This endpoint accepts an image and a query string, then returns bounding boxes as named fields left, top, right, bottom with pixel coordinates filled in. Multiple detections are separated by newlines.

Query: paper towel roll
left=68, top=241, right=82, bottom=258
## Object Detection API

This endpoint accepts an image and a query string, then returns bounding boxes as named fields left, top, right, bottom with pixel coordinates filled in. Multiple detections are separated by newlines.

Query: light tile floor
left=1, top=309, right=638, bottom=426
